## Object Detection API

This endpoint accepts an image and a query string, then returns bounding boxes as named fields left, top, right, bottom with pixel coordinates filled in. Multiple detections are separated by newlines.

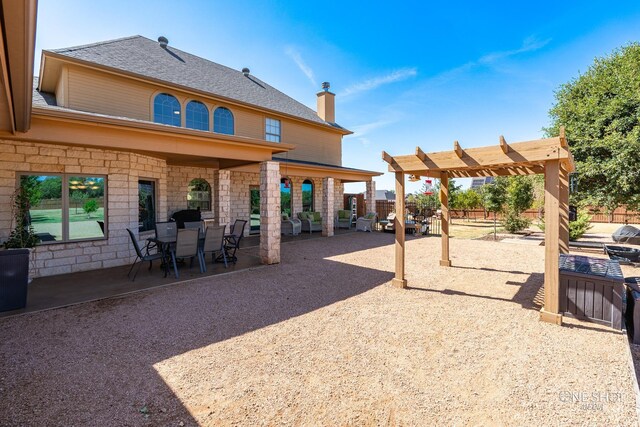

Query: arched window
left=302, top=179, right=313, bottom=212
left=187, top=178, right=211, bottom=211
left=280, top=177, right=291, bottom=217
left=213, top=107, right=234, bottom=135
left=153, top=93, right=181, bottom=126
left=185, top=101, right=209, bottom=131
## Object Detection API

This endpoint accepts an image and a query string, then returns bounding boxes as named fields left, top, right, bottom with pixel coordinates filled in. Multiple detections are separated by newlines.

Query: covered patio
left=382, top=129, right=575, bottom=324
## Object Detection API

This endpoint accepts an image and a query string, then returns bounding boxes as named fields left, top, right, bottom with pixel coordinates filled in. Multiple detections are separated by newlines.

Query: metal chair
left=126, top=228, right=164, bottom=281
left=155, top=221, right=177, bottom=241
left=224, top=219, right=247, bottom=263
left=183, top=221, right=204, bottom=236
left=202, top=225, right=228, bottom=269
left=169, top=228, right=203, bottom=278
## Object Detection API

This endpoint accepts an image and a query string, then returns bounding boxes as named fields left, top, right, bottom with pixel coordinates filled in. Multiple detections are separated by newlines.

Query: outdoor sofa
left=356, top=212, right=377, bottom=232
left=336, top=209, right=351, bottom=229
left=281, top=214, right=302, bottom=235
left=297, top=211, right=323, bottom=233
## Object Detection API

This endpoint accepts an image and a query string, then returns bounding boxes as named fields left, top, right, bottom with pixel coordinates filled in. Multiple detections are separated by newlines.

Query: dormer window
left=186, top=101, right=209, bottom=131
left=213, top=107, right=234, bottom=135
left=153, top=93, right=181, bottom=126
left=265, top=118, right=281, bottom=142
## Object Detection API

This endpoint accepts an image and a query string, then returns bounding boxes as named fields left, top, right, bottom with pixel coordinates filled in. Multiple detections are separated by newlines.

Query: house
left=470, top=176, right=494, bottom=190
left=0, top=10, right=380, bottom=278
left=375, top=190, right=395, bottom=201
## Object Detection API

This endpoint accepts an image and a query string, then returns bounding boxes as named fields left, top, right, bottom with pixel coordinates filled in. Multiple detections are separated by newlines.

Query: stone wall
left=229, top=171, right=259, bottom=236
left=166, top=165, right=215, bottom=220
left=0, top=139, right=168, bottom=278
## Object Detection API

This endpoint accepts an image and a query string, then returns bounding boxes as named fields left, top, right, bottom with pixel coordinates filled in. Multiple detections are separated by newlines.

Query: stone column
left=260, top=161, right=280, bottom=264
left=214, top=170, right=231, bottom=229
left=366, top=180, right=376, bottom=214
left=322, top=177, right=334, bottom=237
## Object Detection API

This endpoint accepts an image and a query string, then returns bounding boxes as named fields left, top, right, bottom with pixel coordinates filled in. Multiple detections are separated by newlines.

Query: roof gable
left=47, top=35, right=342, bottom=129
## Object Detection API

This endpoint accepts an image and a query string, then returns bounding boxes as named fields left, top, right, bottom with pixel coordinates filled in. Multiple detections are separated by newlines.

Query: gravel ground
left=0, top=232, right=637, bottom=426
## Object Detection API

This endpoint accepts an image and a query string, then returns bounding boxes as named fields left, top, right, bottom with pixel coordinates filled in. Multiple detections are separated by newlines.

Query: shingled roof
left=46, top=35, right=345, bottom=130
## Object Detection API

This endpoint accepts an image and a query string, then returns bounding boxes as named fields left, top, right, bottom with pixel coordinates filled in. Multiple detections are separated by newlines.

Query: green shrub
left=537, top=210, right=592, bottom=241
left=503, top=212, right=531, bottom=233
left=569, top=211, right=593, bottom=241
left=83, top=199, right=98, bottom=217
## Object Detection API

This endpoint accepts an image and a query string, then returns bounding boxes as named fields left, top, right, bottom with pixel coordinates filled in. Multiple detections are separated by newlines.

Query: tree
left=503, top=176, right=534, bottom=233
left=83, top=199, right=98, bottom=218
left=457, top=188, right=482, bottom=220
left=71, top=191, right=87, bottom=214
left=546, top=43, right=640, bottom=214
left=482, top=179, right=507, bottom=240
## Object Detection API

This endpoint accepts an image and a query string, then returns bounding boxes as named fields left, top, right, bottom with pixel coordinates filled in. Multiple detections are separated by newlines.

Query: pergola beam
left=500, top=135, right=508, bottom=154
left=453, top=140, right=463, bottom=158
left=384, top=136, right=572, bottom=174
left=382, top=130, right=571, bottom=327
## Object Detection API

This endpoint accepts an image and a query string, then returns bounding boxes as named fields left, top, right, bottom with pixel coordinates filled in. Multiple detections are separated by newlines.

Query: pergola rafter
left=382, top=129, right=574, bottom=325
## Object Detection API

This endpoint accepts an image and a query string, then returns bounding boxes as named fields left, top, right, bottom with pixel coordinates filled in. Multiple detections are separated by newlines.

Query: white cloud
left=478, top=36, right=551, bottom=65
left=350, top=120, right=394, bottom=137
left=425, top=36, right=551, bottom=86
left=340, top=68, right=417, bottom=97
left=285, top=47, right=317, bottom=87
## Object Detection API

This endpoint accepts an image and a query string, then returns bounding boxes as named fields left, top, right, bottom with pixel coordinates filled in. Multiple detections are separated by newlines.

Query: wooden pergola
left=382, top=129, right=575, bottom=325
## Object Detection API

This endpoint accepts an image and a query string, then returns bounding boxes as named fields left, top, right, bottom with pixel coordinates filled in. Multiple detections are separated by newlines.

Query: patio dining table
left=149, top=232, right=205, bottom=278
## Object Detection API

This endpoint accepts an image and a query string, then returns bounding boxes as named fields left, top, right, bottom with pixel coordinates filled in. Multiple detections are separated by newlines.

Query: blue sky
left=34, top=1, right=640, bottom=193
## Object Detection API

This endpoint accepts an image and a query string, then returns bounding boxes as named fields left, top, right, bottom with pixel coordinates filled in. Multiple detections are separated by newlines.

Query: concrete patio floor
left=0, top=229, right=358, bottom=319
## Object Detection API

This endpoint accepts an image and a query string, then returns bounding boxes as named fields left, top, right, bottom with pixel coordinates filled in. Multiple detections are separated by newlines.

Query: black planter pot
left=0, top=249, right=29, bottom=312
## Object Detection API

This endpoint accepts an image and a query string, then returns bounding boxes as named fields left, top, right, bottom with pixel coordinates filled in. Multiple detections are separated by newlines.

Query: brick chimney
left=316, top=81, right=335, bottom=123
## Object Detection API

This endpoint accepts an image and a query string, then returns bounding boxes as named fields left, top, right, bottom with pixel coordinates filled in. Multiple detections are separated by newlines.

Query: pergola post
left=540, top=160, right=563, bottom=325
left=392, top=171, right=407, bottom=288
left=439, top=172, right=451, bottom=267
left=559, top=163, right=570, bottom=254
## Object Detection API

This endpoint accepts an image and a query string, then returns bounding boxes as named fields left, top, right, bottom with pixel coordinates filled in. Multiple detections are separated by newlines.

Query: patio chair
left=281, top=214, right=301, bottom=235
left=155, top=221, right=177, bottom=241
left=224, top=219, right=247, bottom=263
left=298, top=212, right=323, bottom=233
left=356, top=212, right=377, bottom=232
left=202, top=225, right=228, bottom=269
left=336, top=210, right=351, bottom=229
left=184, top=221, right=204, bottom=235
left=126, top=228, right=164, bottom=281
left=169, top=228, right=204, bottom=279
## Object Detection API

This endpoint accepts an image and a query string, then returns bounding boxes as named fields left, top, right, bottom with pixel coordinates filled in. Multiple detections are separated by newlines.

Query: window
left=153, top=93, right=181, bottom=126
left=280, top=177, right=291, bottom=217
left=213, top=107, right=234, bottom=135
left=19, top=174, right=106, bottom=243
left=186, top=101, right=209, bottom=131
left=265, top=118, right=281, bottom=142
left=187, top=178, right=211, bottom=211
left=302, top=179, right=313, bottom=212
left=138, top=180, right=156, bottom=232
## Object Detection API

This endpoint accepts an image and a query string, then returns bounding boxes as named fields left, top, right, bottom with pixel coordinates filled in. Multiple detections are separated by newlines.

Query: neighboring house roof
left=44, top=35, right=347, bottom=131
left=375, top=190, right=395, bottom=201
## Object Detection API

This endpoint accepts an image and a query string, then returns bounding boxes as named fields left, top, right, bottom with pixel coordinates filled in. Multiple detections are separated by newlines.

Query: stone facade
left=259, top=161, right=280, bottom=264
left=322, top=177, right=334, bottom=237
left=366, top=180, right=376, bottom=214
left=167, top=165, right=215, bottom=220
left=0, top=138, right=354, bottom=278
left=0, top=139, right=168, bottom=278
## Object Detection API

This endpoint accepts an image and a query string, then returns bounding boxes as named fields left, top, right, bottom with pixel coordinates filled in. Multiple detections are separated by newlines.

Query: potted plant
left=0, top=185, right=38, bottom=311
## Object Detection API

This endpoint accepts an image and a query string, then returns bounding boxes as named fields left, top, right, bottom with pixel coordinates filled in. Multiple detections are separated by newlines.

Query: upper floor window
left=213, top=107, right=234, bottom=135
left=186, top=101, right=209, bottom=131
left=265, top=118, right=281, bottom=142
left=153, top=93, right=181, bottom=126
